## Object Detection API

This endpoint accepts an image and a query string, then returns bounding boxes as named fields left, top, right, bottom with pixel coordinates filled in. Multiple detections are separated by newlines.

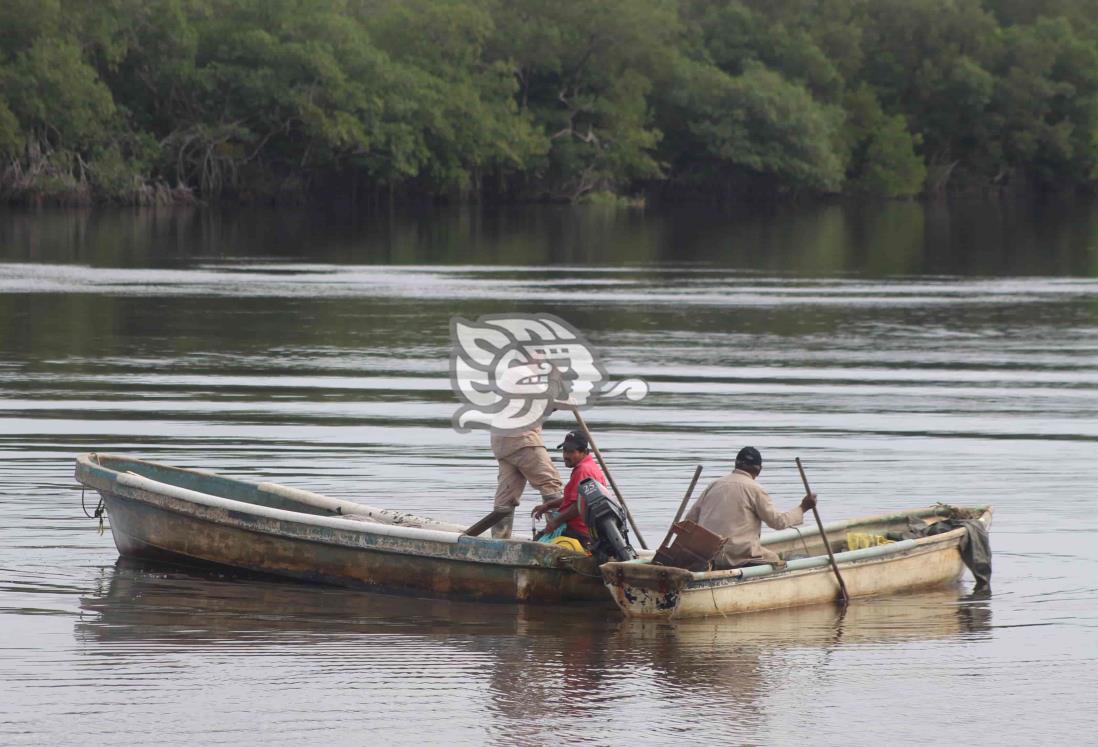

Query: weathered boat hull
left=77, top=454, right=609, bottom=605
left=601, top=506, right=991, bottom=619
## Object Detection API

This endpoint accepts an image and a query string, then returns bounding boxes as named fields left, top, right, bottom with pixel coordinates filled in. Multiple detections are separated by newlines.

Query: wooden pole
left=795, top=457, right=850, bottom=606
left=462, top=509, right=511, bottom=537
left=655, top=465, right=703, bottom=552
left=673, top=465, right=703, bottom=525
left=569, top=408, right=647, bottom=549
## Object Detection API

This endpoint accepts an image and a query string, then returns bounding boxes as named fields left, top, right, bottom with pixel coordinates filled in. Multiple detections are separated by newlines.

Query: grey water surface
left=1, top=201, right=1096, bottom=745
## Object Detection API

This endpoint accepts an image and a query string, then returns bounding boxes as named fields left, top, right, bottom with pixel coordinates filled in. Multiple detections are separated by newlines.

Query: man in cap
left=685, top=446, right=817, bottom=569
left=489, top=426, right=564, bottom=538
left=531, top=430, right=607, bottom=544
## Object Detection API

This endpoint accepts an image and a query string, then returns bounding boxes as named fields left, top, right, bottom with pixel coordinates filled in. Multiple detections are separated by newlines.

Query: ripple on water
left=1, top=259, right=1096, bottom=744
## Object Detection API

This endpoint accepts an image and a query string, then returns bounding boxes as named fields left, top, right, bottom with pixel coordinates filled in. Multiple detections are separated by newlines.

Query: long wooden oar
left=462, top=509, right=511, bottom=537
left=673, top=465, right=703, bottom=525
left=795, top=457, right=850, bottom=606
left=656, top=465, right=703, bottom=552
left=567, top=407, right=648, bottom=549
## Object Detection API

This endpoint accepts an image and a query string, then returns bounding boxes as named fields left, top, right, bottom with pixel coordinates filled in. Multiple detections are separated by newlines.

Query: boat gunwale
left=77, top=452, right=467, bottom=530
left=759, top=505, right=990, bottom=546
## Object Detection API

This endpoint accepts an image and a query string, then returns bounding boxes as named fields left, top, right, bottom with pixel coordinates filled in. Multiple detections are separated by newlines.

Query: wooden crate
left=652, top=520, right=726, bottom=571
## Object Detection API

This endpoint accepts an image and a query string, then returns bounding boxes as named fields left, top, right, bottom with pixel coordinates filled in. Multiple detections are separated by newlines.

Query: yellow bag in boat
left=550, top=536, right=589, bottom=554
left=847, top=532, right=894, bottom=550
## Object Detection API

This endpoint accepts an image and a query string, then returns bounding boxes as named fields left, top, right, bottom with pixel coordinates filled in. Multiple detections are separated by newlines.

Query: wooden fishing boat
left=75, top=453, right=610, bottom=605
left=601, top=505, right=993, bottom=619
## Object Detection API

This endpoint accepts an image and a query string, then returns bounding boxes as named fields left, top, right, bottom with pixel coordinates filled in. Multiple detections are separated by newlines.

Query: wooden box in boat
left=75, top=453, right=609, bottom=605
left=600, top=506, right=992, bottom=619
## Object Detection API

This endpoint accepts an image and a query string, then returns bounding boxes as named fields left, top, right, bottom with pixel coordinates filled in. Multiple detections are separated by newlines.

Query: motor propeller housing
left=577, top=477, right=638, bottom=563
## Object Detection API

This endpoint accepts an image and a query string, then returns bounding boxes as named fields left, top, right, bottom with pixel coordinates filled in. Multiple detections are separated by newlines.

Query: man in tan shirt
left=685, top=446, right=817, bottom=569
left=489, top=425, right=564, bottom=538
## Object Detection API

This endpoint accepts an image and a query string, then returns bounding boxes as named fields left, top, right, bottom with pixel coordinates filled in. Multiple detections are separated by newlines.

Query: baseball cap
left=735, top=446, right=762, bottom=469
left=556, top=430, right=589, bottom=451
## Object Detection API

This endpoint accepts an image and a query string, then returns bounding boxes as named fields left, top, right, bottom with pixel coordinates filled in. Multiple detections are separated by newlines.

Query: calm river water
left=1, top=201, right=1096, bottom=744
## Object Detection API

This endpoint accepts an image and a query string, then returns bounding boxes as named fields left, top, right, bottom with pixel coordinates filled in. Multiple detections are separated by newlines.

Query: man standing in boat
left=531, top=430, right=606, bottom=544
left=686, top=446, right=817, bottom=569
left=489, top=425, right=564, bottom=538
left=450, top=313, right=647, bottom=538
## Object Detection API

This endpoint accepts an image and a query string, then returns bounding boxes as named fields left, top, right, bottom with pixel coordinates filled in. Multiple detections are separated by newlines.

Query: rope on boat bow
left=80, top=487, right=107, bottom=534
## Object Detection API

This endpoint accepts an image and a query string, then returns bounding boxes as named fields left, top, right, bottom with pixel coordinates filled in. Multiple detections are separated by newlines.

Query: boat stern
left=600, top=561, right=694, bottom=619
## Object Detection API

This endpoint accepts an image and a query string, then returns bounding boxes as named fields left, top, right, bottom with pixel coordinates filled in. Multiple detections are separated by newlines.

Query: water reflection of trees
left=2, top=201, right=1096, bottom=273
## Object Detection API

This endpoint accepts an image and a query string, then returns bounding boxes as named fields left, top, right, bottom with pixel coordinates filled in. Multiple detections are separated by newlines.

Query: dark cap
left=735, top=446, right=762, bottom=469
left=556, top=430, right=589, bottom=451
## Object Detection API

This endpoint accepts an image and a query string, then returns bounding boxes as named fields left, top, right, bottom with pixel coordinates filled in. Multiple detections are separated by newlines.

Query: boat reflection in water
left=79, top=559, right=991, bottom=645
left=77, top=559, right=988, bottom=675
left=616, top=586, right=992, bottom=690
left=74, top=560, right=992, bottom=741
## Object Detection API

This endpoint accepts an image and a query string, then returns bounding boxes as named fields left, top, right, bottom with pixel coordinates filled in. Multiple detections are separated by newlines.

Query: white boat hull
left=601, top=507, right=991, bottom=619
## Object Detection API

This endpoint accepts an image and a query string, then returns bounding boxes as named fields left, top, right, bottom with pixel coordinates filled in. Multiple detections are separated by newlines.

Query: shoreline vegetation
left=1, top=1, right=1097, bottom=207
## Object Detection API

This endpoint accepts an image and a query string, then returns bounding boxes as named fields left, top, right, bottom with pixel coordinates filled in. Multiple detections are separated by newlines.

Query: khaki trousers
left=711, top=543, right=782, bottom=570
left=493, top=446, right=564, bottom=510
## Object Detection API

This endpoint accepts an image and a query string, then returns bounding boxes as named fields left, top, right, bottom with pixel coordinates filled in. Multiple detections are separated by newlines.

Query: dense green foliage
left=1, top=0, right=1097, bottom=204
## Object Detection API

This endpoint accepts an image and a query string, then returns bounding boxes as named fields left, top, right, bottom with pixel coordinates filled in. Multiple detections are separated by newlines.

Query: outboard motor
left=577, top=477, right=638, bottom=563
